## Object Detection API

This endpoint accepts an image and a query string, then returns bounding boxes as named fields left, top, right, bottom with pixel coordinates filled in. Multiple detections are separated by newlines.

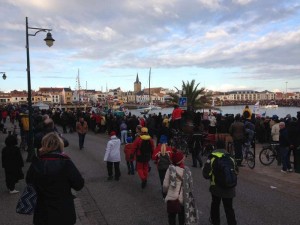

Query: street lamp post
left=0, top=72, right=7, bottom=80
left=26, top=17, right=55, bottom=162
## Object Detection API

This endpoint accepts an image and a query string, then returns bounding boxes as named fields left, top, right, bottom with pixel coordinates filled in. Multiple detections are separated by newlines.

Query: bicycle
left=242, top=142, right=255, bottom=169
left=201, top=133, right=216, bottom=157
left=259, top=142, right=279, bottom=166
left=170, top=129, right=190, bottom=157
left=229, top=140, right=255, bottom=169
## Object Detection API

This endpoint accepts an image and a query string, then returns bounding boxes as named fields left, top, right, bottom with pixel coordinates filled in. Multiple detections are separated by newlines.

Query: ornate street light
left=26, top=17, right=55, bottom=162
left=0, top=72, right=6, bottom=80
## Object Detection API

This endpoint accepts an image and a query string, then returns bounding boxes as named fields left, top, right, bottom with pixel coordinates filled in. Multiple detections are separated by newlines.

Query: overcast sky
left=0, top=0, right=299, bottom=93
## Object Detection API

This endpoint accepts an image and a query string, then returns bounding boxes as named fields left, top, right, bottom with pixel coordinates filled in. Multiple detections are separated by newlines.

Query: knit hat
left=110, top=131, right=116, bottom=136
left=159, top=135, right=168, bottom=144
left=172, top=151, right=184, bottom=165
left=126, top=136, right=133, bottom=143
left=141, top=127, right=148, bottom=133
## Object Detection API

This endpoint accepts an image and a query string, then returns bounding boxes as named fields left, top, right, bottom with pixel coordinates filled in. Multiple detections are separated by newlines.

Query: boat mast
left=149, top=67, right=151, bottom=104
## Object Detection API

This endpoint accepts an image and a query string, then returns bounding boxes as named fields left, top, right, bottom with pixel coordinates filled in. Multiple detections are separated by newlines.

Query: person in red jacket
left=132, top=127, right=155, bottom=189
left=2, top=110, right=8, bottom=123
left=171, top=105, right=183, bottom=130
left=124, top=136, right=135, bottom=175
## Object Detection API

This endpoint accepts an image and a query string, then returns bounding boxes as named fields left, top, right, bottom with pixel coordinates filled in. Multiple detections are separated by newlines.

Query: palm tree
left=168, top=79, right=210, bottom=110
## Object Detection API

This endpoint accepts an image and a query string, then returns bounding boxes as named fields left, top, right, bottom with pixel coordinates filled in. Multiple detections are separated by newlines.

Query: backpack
left=212, top=153, right=237, bottom=189
left=157, top=153, right=171, bottom=170
left=137, top=140, right=152, bottom=162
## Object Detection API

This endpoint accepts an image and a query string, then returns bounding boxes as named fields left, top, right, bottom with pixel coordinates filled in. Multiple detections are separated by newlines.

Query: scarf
left=169, top=165, right=199, bottom=225
left=183, top=167, right=199, bottom=225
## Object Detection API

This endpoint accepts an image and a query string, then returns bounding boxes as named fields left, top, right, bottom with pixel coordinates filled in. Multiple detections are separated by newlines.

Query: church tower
left=134, top=73, right=141, bottom=93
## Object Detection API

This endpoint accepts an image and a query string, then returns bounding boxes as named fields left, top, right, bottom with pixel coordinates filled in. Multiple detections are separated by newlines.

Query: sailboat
left=137, top=68, right=162, bottom=112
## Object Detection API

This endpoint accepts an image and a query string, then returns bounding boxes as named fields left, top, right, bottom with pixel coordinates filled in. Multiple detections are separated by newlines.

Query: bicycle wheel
left=259, top=147, right=276, bottom=166
left=246, top=151, right=255, bottom=169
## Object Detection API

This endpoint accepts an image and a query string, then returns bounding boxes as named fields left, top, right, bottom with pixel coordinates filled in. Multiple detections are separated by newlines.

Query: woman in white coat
left=104, top=131, right=121, bottom=181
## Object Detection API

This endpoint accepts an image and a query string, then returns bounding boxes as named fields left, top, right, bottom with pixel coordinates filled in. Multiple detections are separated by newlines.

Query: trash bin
left=295, top=146, right=300, bottom=173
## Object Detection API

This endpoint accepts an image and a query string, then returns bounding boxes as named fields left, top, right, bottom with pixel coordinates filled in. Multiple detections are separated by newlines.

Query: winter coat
left=26, top=152, right=84, bottom=225
left=279, top=128, right=289, bottom=147
left=163, top=165, right=184, bottom=204
left=132, top=134, right=155, bottom=162
left=172, top=107, right=183, bottom=121
left=104, top=136, right=121, bottom=162
left=124, top=143, right=135, bottom=162
left=271, top=123, right=280, bottom=142
left=2, top=145, right=24, bottom=182
left=152, top=144, right=173, bottom=165
left=202, top=149, right=236, bottom=198
left=229, top=121, right=245, bottom=141
left=76, top=121, right=88, bottom=134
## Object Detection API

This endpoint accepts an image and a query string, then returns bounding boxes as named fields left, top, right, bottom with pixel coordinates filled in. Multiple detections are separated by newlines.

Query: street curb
left=74, top=197, right=91, bottom=225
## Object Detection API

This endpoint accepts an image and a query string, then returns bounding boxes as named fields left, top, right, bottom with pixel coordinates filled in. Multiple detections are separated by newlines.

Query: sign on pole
left=178, top=97, right=187, bottom=110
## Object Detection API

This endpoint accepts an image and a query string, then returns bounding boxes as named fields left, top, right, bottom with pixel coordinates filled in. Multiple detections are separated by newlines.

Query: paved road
left=0, top=122, right=299, bottom=225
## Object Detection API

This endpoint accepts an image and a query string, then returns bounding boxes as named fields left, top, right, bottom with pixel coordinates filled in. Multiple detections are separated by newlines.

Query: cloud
left=232, top=0, right=254, bottom=5
left=0, top=0, right=299, bottom=92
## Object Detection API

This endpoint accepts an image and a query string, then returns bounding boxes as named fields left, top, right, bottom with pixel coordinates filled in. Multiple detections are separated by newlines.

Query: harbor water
left=129, top=105, right=300, bottom=119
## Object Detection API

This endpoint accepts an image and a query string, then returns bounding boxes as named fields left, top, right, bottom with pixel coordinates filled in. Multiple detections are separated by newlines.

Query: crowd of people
left=1, top=103, right=300, bottom=225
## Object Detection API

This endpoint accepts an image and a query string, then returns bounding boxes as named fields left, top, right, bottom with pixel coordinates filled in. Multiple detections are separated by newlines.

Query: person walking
left=203, top=140, right=238, bottom=225
left=104, top=131, right=121, bottom=180
left=132, top=127, right=155, bottom=188
left=152, top=135, right=172, bottom=197
left=2, top=135, right=24, bottom=194
left=26, top=132, right=84, bottom=225
left=123, top=136, right=135, bottom=175
left=120, top=120, right=128, bottom=144
left=229, top=114, right=245, bottom=167
left=190, top=127, right=203, bottom=168
left=76, top=116, right=88, bottom=150
left=163, top=151, right=198, bottom=225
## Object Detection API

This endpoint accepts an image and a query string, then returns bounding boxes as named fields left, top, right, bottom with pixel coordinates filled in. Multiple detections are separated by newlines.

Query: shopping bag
left=16, top=184, right=37, bottom=215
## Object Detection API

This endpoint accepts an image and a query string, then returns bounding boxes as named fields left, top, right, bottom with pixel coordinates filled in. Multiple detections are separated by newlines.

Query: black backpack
left=212, top=153, right=237, bottom=189
left=137, top=140, right=152, bottom=162
left=157, top=153, right=171, bottom=170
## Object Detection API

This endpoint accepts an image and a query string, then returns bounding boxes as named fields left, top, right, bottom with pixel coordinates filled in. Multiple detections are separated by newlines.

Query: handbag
left=167, top=199, right=182, bottom=213
left=167, top=185, right=182, bottom=214
left=16, top=184, right=37, bottom=215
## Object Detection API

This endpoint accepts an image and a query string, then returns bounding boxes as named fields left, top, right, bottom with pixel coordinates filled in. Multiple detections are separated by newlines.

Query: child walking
left=124, top=136, right=135, bottom=175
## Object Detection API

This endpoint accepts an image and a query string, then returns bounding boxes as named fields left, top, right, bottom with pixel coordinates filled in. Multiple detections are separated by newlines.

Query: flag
left=253, top=101, right=260, bottom=114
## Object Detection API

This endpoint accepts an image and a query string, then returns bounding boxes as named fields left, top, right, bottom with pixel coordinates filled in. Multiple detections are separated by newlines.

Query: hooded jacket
left=104, top=136, right=121, bottom=162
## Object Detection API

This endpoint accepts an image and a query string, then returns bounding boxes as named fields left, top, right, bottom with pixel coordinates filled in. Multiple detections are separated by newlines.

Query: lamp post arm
left=28, top=27, right=52, bottom=36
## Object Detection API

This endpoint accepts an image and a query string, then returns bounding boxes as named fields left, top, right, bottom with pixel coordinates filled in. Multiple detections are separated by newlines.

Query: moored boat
left=261, top=101, right=278, bottom=109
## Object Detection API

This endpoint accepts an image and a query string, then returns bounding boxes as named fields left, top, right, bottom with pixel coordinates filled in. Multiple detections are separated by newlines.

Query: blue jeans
left=121, top=130, right=128, bottom=144
left=280, top=146, right=291, bottom=171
